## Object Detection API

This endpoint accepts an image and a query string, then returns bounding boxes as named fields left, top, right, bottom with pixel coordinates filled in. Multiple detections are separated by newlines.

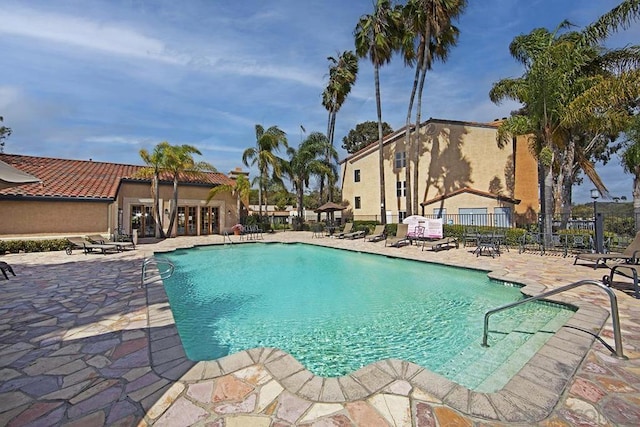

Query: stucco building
left=0, top=154, right=240, bottom=239
left=340, top=118, right=539, bottom=227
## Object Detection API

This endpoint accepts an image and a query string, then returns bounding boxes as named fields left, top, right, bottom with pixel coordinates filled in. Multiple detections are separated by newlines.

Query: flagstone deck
left=0, top=232, right=639, bottom=426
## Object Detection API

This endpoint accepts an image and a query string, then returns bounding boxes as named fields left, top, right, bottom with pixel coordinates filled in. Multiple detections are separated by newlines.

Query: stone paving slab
left=0, top=232, right=638, bottom=425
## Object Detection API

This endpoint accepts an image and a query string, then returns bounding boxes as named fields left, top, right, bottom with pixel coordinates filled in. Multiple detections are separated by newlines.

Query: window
left=494, top=207, right=512, bottom=227
left=396, top=180, right=406, bottom=197
left=459, top=208, right=488, bottom=226
left=398, top=211, right=407, bottom=222
left=354, top=169, right=361, bottom=182
left=395, top=151, right=406, bottom=168
left=355, top=196, right=361, bottom=209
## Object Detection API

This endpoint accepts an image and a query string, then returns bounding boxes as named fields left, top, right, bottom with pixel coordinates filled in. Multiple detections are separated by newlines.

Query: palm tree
left=163, top=144, right=216, bottom=237
left=137, top=141, right=170, bottom=238
left=206, top=174, right=251, bottom=224
left=322, top=51, right=358, bottom=204
left=323, top=51, right=359, bottom=149
left=402, top=0, right=467, bottom=215
left=242, top=124, right=288, bottom=218
left=354, top=0, right=402, bottom=224
left=491, top=1, right=640, bottom=238
left=620, top=116, right=640, bottom=232
left=285, top=132, right=335, bottom=229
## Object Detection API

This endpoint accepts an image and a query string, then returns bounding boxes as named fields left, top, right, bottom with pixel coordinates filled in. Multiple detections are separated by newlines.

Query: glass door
left=200, top=207, right=210, bottom=235
left=130, top=205, right=155, bottom=237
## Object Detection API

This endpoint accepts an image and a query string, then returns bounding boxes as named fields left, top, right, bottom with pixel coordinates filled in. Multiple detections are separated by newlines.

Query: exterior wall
left=1, top=182, right=238, bottom=239
left=118, top=182, right=237, bottom=237
left=513, top=134, right=540, bottom=224
left=0, top=199, right=111, bottom=238
left=341, top=120, right=535, bottom=223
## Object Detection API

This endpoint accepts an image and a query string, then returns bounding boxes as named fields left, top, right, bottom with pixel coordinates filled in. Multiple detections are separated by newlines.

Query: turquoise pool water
left=160, top=243, right=573, bottom=390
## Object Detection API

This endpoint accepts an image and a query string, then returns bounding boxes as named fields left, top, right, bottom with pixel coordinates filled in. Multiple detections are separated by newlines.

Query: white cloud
left=0, top=6, right=182, bottom=64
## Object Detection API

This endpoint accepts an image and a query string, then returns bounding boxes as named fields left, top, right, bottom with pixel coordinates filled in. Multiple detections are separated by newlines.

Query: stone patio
left=0, top=232, right=639, bottom=426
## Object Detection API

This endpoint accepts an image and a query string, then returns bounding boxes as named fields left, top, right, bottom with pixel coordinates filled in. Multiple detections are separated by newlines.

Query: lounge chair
left=603, top=261, right=640, bottom=299
left=336, top=222, right=354, bottom=238
left=422, top=237, right=459, bottom=252
left=343, top=227, right=366, bottom=240
left=385, top=224, right=410, bottom=248
left=367, top=225, right=386, bottom=242
left=574, top=231, right=640, bottom=269
left=87, top=234, right=135, bottom=251
left=66, top=237, right=119, bottom=255
left=0, top=261, right=15, bottom=280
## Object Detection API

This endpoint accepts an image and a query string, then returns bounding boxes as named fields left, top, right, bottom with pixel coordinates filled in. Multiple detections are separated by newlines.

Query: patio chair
left=603, top=261, right=640, bottom=299
left=407, top=225, right=425, bottom=245
left=336, top=222, right=354, bottom=238
left=66, top=237, right=119, bottom=255
left=311, top=224, right=325, bottom=238
left=87, top=234, right=135, bottom=251
left=385, top=224, right=410, bottom=248
left=0, top=261, right=15, bottom=280
left=574, top=231, right=640, bottom=269
left=367, top=225, right=387, bottom=242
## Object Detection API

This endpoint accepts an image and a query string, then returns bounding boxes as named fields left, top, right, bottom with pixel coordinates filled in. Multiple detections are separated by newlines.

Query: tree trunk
left=403, top=63, right=420, bottom=216
left=413, top=25, right=431, bottom=215
left=559, top=136, right=576, bottom=229
left=375, top=65, right=386, bottom=224
left=297, top=185, right=304, bottom=231
left=634, top=172, right=640, bottom=233
left=165, top=177, right=179, bottom=238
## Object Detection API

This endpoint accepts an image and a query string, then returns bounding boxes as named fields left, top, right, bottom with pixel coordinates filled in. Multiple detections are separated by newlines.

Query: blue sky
left=0, top=0, right=637, bottom=203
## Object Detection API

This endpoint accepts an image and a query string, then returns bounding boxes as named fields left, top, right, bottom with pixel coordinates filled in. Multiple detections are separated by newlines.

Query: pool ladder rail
left=482, top=279, right=627, bottom=360
left=223, top=231, right=234, bottom=245
left=141, top=257, right=175, bottom=287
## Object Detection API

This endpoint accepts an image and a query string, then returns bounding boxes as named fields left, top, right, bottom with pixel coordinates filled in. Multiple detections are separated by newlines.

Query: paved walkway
left=0, top=232, right=639, bottom=426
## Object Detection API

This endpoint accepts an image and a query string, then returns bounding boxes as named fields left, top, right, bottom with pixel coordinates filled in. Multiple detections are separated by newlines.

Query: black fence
left=351, top=212, right=639, bottom=237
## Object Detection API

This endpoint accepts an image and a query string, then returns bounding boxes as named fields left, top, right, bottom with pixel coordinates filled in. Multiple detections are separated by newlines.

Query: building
left=0, top=154, right=240, bottom=239
left=340, top=118, right=539, bottom=227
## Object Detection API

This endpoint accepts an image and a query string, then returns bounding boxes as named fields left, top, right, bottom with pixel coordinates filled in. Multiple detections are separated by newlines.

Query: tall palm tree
left=242, top=124, right=288, bottom=218
left=403, top=0, right=467, bottom=215
left=621, top=116, right=640, bottom=231
left=355, top=0, right=402, bottom=224
left=491, top=2, right=640, bottom=237
left=322, top=51, right=358, bottom=203
left=137, top=141, right=170, bottom=238
left=285, top=132, right=334, bottom=229
left=206, top=174, right=251, bottom=224
left=164, top=144, right=216, bottom=237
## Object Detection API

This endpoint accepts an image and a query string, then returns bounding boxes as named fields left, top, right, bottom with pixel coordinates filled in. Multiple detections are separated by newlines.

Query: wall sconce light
left=228, top=210, right=231, bottom=215
left=164, top=208, right=169, bottom=215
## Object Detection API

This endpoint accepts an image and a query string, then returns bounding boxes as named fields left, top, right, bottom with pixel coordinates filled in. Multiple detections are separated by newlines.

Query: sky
left=1, top=0, right=638, bottom=204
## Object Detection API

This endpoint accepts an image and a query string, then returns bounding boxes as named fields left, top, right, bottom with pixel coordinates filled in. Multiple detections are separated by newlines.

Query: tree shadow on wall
left=420, top=124, right=473, bottom=208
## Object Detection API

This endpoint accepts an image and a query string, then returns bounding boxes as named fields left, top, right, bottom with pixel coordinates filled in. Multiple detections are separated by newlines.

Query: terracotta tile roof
left=420, top=187, right=521, bottom=206
left=0, top=154, right=234, bottom=200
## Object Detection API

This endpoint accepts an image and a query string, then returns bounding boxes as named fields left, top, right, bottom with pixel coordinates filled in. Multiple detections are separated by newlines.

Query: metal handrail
left=141, top=257, right=175, bottom=287
left=482, top=279, right=627, bottom=359
left=223, top=231, right=233, bottom=245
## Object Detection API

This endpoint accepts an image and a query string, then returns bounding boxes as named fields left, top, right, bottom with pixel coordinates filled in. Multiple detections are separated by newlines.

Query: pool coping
left=145, top=241, right=610, bottom=424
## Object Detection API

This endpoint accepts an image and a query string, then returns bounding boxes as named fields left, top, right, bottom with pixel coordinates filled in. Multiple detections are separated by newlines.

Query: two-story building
left=0, top=153, right=240, bottom=239
left=340, top=118, right=539, bottom=227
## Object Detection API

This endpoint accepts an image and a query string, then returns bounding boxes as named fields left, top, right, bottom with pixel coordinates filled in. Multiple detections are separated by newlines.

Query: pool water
left=160, top=243, right=574, bottom=391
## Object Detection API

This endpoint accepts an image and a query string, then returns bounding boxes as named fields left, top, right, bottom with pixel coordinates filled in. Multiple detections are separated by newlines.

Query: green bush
left=0, top=239, right=69, bottom=254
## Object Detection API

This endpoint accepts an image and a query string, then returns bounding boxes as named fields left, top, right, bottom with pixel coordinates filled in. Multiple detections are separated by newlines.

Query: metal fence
left=349, top=212, right=639, bottom=236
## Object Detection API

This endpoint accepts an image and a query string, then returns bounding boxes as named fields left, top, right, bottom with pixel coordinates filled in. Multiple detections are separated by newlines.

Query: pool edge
left=144, top=241, right=609, bottom=423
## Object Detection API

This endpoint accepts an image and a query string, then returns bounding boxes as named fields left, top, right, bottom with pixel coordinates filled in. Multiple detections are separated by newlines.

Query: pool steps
left=437, top=310, right=573, bottom=392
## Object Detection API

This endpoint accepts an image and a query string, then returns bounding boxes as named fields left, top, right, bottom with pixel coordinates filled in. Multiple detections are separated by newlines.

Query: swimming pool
left=160, top=243, right=574, bottom=391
